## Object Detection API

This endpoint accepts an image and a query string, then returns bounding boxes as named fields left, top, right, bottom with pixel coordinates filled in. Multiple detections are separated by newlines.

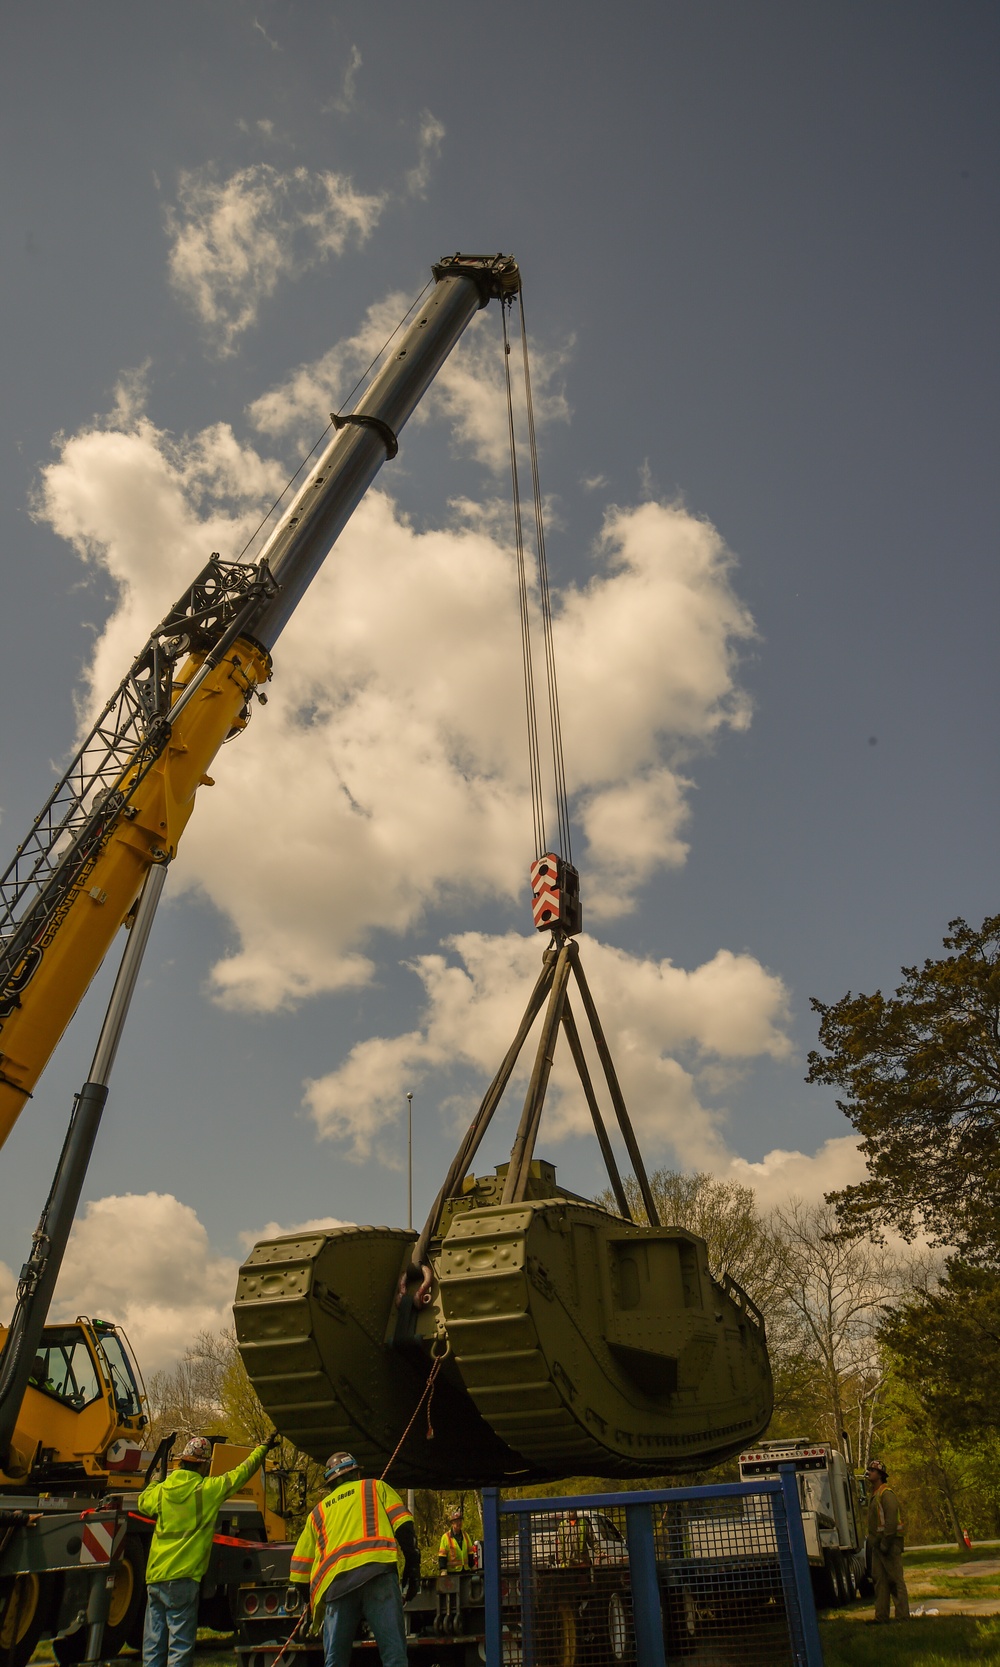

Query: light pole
left=406, top=1091, right=413, bottom=1231
left=406, top=1089, right=415, bottom=1521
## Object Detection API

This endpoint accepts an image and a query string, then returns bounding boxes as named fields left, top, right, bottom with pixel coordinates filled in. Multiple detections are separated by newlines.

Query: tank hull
left=235, top=1195, right=772, bottom=1486
left=437, top=1198, right=772, bottom=1476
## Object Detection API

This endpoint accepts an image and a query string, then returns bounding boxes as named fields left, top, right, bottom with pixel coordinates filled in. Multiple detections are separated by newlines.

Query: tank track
left=235, top=1225, right=535, bottom=1487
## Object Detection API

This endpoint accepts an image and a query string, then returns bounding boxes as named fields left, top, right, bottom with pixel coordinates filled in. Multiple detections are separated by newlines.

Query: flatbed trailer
left=234, top=1560, right=495, bottom=1667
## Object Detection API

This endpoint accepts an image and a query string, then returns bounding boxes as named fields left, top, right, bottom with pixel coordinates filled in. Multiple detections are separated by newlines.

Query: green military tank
left=235, top=1155, right=771, bottom=1486
left=235, top=918, right=774, bottom=1486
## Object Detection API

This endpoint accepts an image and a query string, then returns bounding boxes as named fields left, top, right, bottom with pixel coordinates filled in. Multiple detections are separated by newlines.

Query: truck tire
left=662, top=1587, right=697, bottom=1656
left=814, top=1553, right=840, bottom=1608
left=123, top=1534, right=150, bottom=1651
left=535, top=1581, right=584, bottom=1667
left=606, top=1590, right=633, bottom=1662
left=842, top=1556, right=857, bottom=1601
left=0, top=1573, right=53, bottom=1667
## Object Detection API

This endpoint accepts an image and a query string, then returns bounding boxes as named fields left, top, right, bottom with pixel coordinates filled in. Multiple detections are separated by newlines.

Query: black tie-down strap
left=330, top=412, right=399, bottom=460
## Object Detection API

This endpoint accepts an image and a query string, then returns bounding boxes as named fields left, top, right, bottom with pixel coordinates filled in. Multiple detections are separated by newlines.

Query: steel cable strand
left=518, top=291, right=573, bottom=862
left=501, top=299, right=546, bottom=859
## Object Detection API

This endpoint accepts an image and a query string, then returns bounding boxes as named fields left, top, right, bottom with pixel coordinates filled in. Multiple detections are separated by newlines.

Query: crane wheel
left=55, top=1533, right=148, bottom=1664
left=105, top=1534, right=147, bottom=1654
left=554, top=1600, right=578, bottom=1666
left=0, top=1572, right=52, bottom=1667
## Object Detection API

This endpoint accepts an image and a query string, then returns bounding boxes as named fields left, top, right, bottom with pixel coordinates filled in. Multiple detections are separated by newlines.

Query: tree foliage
left=881, top=1260, right=1000, bottom=1442
left=808, top=913, right=1000, bottom=1264
left=144, top=1335, right=229, bottom=1451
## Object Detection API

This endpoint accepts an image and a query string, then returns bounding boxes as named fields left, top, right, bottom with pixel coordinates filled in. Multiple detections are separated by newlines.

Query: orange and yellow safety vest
left=290, top=1478, right=413, bottom=1606
left=438, top=1528, right=473, bottom=1571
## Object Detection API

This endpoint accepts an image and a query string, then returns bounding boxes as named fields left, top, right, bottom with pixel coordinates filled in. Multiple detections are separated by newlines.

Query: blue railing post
left=624, top=1500, right=667, bottom=1667
left=517, top=1511, right=535, bottom=1665
left=482, top=1486, right=502, bottom=1667
left=778, top=1465, right=824, bottom=1667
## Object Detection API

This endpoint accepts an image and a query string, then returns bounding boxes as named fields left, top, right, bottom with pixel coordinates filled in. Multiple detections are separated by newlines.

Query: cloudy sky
left=1, top=3, right=997, bottom=1370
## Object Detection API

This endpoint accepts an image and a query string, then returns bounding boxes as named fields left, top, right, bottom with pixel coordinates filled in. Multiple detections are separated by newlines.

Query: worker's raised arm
left=200, top=1433, right=275, bottom=1512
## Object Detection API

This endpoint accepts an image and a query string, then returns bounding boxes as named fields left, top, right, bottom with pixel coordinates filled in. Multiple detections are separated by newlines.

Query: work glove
left=265, top=1430, right=281, bottom=1453
left=404, top=1563, right=421, bottom=1603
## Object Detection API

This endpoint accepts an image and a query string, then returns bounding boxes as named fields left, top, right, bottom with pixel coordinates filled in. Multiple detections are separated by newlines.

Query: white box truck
left=738, top=1438, right=868, bottom=1604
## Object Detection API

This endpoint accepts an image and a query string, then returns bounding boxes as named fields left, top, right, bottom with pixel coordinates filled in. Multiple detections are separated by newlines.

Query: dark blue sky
left=1, top=2, right=997, bottom=1354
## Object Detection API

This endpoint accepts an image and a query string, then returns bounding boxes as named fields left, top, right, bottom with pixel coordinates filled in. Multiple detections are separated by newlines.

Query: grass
left=820, top=1613, right=1000, bottom=1665
left=907, top=1543, right=1000, bottom=1569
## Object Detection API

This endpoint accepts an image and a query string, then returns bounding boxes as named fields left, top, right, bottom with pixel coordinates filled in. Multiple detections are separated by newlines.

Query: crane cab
left=0, top=1315, right=147, bottom=1491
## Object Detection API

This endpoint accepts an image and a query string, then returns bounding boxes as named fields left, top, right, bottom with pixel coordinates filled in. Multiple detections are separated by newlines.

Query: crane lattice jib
left=0, top=555, right=275, bottom=1007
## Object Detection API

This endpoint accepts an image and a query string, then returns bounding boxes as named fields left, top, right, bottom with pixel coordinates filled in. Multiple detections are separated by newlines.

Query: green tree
left=880, top=1260, right=1000, bottom=1442
left=873, top=1365, right=969, bottom=1551
left=808, top=913, right=1000, bottom=1263
left=143, top=1336, right=228, bottom=1451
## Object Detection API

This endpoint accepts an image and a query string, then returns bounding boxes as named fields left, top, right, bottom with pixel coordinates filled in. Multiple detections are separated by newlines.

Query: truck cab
left=738, top=1438, right=866, bottom=1605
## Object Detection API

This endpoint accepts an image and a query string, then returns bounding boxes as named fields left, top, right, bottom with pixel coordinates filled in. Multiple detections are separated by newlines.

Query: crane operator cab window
left=28, top=1327, right=101, bottom=1410
left=92, top=1320, right=144, bottom=1421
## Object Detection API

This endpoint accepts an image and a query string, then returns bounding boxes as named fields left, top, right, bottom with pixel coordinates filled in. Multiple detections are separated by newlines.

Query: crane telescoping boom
left=0, top=253, right=521, bottom=1469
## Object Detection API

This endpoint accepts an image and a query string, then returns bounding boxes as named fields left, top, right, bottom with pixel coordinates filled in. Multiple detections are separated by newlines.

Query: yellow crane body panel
left=0, top=637, right=270, bottom=1149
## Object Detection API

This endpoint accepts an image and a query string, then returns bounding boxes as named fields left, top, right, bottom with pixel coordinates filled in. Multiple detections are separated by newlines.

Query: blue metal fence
left=482, top=1467, right=823, bottom=1667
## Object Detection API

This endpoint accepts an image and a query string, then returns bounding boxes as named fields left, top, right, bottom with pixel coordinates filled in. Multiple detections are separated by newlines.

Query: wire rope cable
left=518, top=289, right=573, bottom=863
left=501, top=298, right=547, bottom=858
left=500, top=291, right=573, bottom=864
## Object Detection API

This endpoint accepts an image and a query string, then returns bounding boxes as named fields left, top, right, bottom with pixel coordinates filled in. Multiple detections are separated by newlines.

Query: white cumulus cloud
left=723, top=1136, right=868, bottom=1211
left=304, top=929, right=792, bottom=1164
left=238, top=1214, right=351, bottom=1250
left=251, top=299, right=570, bottom=472
left=166, top=163, right=385, bottom=353
left=405, top=112, right=446, bottom=197
left=49, top=1194, right=239, bottom=1374
left=2, top=1200, right=355, bottom=1376
left=35, top=327, right=756, bottom=1009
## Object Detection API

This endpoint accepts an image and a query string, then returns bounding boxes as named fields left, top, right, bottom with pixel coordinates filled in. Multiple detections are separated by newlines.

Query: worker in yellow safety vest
left=287, top=1451, right=420, bottom=1667
left=556, top=1509, right=595, bottom=1568
left=438, top=1507, right=476, bottom=1572
left=138, top=1431, right=276, bottom=1667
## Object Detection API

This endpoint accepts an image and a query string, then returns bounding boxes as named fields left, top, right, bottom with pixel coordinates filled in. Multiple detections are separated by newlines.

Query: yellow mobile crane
left=0, top=254, right=521, bottom=1667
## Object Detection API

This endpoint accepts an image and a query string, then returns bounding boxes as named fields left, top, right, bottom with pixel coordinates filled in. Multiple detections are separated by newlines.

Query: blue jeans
left=322, top=1568, right=407, bottom=1667
left=143, top=1579, right=200, bottom=1667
